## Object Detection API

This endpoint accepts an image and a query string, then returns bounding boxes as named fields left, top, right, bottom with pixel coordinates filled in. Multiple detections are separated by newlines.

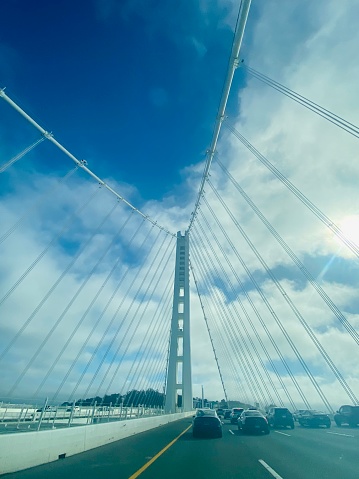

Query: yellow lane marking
left=128, top=424, right=192, bottom=479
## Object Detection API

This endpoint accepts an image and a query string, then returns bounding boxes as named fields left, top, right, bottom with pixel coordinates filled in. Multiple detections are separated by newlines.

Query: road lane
left=234, top=423, right=359, bottom=479
left=135, top=422, right=273, bottom=479
left=5, top=418, right=194, bottom=479
left=4, top=418, right=359, bottom=479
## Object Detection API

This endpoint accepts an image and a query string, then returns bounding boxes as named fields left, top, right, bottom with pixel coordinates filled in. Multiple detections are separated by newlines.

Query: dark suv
left=334, top=405, right=359, bottom=427
left=266, top=407, right=294, bottom=429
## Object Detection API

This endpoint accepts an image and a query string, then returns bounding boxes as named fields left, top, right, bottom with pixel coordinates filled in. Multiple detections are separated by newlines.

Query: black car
left=334, top=405, right=359, bottom=427
left=238, top=409, right=270, bottom=434
left=216, top=408, right=224, bottom=417
left=298, top=410, right=331, bottom=428
left=192, top=409, right=223, bottom=438
left=230, top=408, right=244, bottom=424
left=266, top=407, right=294, bottom=429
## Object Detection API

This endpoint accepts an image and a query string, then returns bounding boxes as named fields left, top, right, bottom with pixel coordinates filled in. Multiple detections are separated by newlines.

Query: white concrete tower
left=165, top=231, right=192, bottom=412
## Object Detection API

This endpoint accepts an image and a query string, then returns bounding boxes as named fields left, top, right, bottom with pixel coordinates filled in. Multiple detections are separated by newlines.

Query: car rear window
left=195, top=416, right=219, bottom=423
left=196, top=409, right=217, bottom=416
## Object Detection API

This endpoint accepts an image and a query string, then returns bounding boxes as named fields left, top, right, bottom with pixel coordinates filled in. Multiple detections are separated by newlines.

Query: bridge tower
left=165, top=231, right=193, bottom=412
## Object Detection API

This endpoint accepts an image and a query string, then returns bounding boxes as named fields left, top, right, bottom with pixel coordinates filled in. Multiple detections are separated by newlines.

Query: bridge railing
left=0, top=401, right=166, bottom=434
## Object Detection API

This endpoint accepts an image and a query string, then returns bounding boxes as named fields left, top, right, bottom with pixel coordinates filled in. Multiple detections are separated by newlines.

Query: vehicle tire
left=290, top=423, right=294, bottom=429
left=335, top=420, right=341, bottom=427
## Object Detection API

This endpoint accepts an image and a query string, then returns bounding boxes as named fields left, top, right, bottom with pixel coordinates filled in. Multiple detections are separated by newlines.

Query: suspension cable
left=215, top=157, right=359, bottom=347
left=241, top=64, right=359, bottom=139
left=190, top=259, right=232, bottom=405
left=51, top=217, right=148, bottom=401
left=34, top=208, right=136, bottom=397
left=99, top=237, right=175, bottom=398
left=0, top=136, right=46, bottom=173
left=224, top=122, right=359, bottom=259
left=0, top=88, right=175, bottom=237
left=192, top=218, right=284, bottom=407
left=77, top=228, right=169, bottom=400
left=7, top=199, right=121, bottom=396
left=207, top=180, right=357, bottom=408
left=191, top=239, right=256, bottom=404
left=191, top=210, right=301, bottom=409
left=193, top=222, right=278, bottom=406
left=0, top=185, right=102, bottom=360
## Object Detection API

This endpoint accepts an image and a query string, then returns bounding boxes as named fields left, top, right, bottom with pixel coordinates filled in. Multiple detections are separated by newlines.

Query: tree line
left=62, top=388, right=165, bottom=408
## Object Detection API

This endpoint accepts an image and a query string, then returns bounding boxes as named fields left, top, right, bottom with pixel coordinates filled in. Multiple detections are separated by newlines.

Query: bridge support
left=165, top=231, right=192, bottom=413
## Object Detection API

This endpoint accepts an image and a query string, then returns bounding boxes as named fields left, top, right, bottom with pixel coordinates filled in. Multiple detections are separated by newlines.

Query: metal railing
left=0, top=400, right=166, bottom=434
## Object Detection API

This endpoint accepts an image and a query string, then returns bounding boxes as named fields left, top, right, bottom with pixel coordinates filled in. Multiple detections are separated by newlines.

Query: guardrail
left=0, top=401, right=167, bottom=434
left=0, top=410, right=194, bottom=475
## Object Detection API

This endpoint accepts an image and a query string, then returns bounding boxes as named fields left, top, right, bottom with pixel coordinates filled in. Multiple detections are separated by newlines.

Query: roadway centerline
left=274, top=430, right=291, bottom=436
left=259, top=459, right=284, bottom=479
left=326, top=431, right=355, bottom=438
left=128, top=424, right=192, bottom=479
left=229, top=429, right=235, bottom=435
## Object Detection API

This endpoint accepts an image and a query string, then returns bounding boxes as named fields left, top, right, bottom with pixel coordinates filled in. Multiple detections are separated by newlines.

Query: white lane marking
left=326, top=431, right=355, bottom=438
left=259, top=459, right=284, bottom=479
left=229, top=429, right=234, bottom=435
left=274, top=430, right=291, bottom=437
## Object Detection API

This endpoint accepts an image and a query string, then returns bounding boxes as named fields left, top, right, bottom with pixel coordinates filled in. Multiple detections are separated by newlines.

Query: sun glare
left=339, top=215, right=359, bottom=246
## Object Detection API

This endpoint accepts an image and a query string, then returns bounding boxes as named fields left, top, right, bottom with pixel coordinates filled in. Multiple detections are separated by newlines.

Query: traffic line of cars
left=192, top=404, right=359, bottom=438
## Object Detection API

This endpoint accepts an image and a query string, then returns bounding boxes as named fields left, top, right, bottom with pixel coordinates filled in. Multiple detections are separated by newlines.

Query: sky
left=1, top=0, right=359, bottom=410
left=0, top=0, right=245, bottom=201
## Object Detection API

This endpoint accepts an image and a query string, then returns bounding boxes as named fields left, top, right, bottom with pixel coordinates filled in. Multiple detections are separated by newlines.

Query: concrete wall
left=0, top=411, right=193, bottom=475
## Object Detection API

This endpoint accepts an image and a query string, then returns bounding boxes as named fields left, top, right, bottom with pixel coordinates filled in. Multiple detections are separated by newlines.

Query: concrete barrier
left=0, top=411, right=194, bottom=475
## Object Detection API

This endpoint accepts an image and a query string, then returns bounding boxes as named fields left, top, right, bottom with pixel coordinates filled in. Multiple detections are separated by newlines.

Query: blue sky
left=0, top=0, right=251, bottom=201
left=1, top=0, right=359, bottom=407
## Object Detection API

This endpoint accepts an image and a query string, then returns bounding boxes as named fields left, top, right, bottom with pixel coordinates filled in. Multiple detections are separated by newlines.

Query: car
left=230, top=408, right=244, bottom=424
left=334, top=405, right=359, bottom=427
left=216, top=408, right=224, bottom=417
left=293, top=409, right=306, bottom=422
left=223, top=409, right=232, bottom=420
left=266, top=407, right=294, bottom=429
left=192, top=409, right=223, bottom=438
left=238, top=409, right=270, bottom=434
left=298, top=410, right=331, bottom=428
left=66, top=406, right=80, bottom=412
left=36, top=406, right=57, bottom=412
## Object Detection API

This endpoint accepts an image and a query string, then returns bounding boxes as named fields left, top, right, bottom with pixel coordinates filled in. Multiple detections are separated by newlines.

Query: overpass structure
left=1, top=0, right=359, bottom=475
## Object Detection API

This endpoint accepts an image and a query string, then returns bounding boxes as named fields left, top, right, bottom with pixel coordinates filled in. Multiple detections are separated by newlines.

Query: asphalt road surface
left=5, top=418, right=359, bottom=478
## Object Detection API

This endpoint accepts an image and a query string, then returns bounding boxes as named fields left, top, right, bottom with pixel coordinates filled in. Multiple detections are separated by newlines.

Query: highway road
left=6, top=418, right=359, bottom=478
